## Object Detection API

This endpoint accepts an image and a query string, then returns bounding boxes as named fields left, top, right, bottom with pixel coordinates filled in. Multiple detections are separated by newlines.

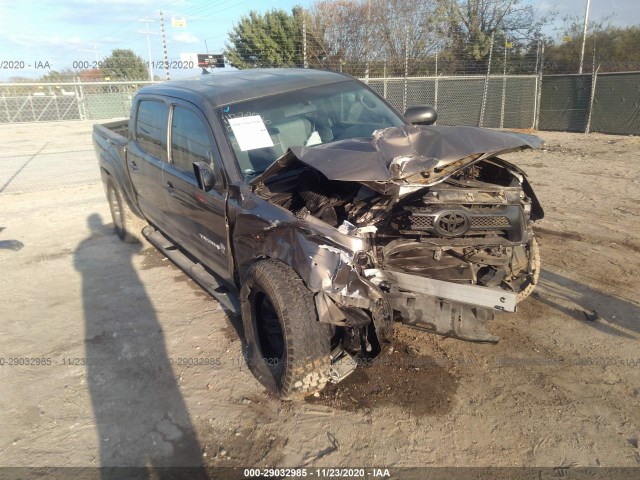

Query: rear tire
left=106, top=179, right=145, bottom=243
left=241, top=259, right=331, bottom=400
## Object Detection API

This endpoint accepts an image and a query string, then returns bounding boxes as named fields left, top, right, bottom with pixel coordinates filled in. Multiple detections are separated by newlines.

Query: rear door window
left=135, top=100, right=168, bottom=160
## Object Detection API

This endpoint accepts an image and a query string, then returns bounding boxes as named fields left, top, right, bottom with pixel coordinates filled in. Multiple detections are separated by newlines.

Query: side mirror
left=193, top=161, right=216, bottom=192
left=404, top=105, right=437, bottom=125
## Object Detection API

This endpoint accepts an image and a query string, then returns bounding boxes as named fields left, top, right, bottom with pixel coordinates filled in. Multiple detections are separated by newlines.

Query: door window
left=170, top=106, right=212, bottom=177
left=135, top=100, right=168, bottom=160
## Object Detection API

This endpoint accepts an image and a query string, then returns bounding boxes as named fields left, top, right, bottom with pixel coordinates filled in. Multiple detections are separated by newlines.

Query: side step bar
left=142, top=226, right=240, bottom=315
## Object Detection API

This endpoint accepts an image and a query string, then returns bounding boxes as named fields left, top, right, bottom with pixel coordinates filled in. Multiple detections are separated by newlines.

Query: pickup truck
left=93, top=68, right=544, bottom=400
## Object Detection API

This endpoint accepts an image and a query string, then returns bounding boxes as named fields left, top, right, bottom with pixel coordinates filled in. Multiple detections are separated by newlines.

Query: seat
left=247, top=116, right=312, bottom=172
left=276, top=117, right=313, bottom=151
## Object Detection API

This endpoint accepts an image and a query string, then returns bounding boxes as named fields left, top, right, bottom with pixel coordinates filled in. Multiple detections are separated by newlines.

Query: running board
left=142, top=226, right=240, bottom=315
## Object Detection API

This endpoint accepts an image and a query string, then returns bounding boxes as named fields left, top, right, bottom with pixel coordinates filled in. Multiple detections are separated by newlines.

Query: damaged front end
left=243, top=124, right=543, bottom=380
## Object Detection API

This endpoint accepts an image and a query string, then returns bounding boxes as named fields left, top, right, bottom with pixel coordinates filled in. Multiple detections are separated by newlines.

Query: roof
left=137, top=68, right=353, bottom=107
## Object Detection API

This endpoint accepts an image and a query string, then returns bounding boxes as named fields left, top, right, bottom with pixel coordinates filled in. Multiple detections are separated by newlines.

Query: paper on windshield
left=228, top=115, right=274, bottom=151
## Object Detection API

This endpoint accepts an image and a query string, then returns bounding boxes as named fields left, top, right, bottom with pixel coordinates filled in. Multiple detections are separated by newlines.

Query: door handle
left=165, top=181, right=175, bottom=194
left=129, top=160, right=138, bottom=172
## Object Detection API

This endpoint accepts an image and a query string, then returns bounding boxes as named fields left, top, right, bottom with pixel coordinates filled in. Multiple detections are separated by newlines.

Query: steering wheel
left=359, top=93, right=380, bottom=113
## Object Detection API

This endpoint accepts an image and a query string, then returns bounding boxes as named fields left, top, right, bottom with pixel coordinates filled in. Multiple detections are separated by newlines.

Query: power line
left=138, top=18, right=158, bottom=81
left=79, top=42, right=100, bottom=62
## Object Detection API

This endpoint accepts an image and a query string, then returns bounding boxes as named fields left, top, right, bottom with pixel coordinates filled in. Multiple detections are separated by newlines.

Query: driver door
left=161, top=101, right=231, bottom=281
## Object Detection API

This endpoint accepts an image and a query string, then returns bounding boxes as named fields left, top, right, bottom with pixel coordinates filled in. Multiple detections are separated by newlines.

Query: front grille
left=403, top=205, right=522, bottom=241
left=410, top=214, right=434, bottom=229
left=470, top=216, right=510, bottom=228
left=409, top=213, right=511, bottom=231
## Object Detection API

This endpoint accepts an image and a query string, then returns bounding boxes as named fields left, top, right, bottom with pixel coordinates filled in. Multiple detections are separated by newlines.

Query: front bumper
left=363, top=268, right=518, bottom=343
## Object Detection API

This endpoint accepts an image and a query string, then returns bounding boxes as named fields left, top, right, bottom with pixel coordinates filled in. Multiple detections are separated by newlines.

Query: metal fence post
left=434, top=51, right=438, bottom=113
left=534, top=44, right=545, bottom=130
left=2, top=89, right=11, bottom=123
left=480, top=32, right=495, bottom=127
left=54, top=94, right=61, bottom=121
left=403, top=28, right=409, bottom=113
left=74, top=78, right=83, bottom=120
left=500, top=75, right=506, bottom=128
left=500, top=41, right=508, bottom=128
left=586, top=66, right=599, bottom=134
left=29, top=93, right=36, bottom=121
left=383, top=61, right=387, bottom=99
left=3, top=91, right=10, bottom=122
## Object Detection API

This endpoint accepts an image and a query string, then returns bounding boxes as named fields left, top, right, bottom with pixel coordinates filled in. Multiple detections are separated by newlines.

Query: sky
left=0, top=0, right=638, bottom=81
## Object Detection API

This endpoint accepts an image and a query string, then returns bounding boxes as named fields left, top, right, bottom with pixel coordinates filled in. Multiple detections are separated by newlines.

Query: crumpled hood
left=252, top=124, right=543, bottom=186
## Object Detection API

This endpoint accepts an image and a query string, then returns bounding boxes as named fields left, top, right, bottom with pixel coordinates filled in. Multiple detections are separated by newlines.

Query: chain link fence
left=538, top=71, right=640, bottom=135
left=367, top=75, right=538, bottom=128
left=1, top=72, right=638, bottom=135
left=1, top=75, right=539, bottom=130
left=538, top=75, right=592, bottom=132
left=0, top=81, right=153, bottom=123
left=590, top=72, right=640, bottom=135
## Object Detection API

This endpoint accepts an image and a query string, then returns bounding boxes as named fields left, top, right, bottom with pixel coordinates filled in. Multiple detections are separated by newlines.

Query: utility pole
left=579, top=0, right=591, bottom=74
left=138, top=17, right=157, bottom=81
left=80, top=42, right=100, bottom=62
left=302, top=18, right=308, bottom=68
left=160, top=11, right=170, bottom=81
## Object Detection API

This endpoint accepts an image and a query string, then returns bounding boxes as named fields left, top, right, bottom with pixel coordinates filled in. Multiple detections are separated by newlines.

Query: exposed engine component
left=295, top=169, right=358, bottom=226
left=252, top=127, right=543, bottom=349
left=259, top=157, right=540, bottom=308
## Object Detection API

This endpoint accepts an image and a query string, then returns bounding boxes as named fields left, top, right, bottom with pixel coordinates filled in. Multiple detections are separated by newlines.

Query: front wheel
left=241, top=259, right=331, bottom=400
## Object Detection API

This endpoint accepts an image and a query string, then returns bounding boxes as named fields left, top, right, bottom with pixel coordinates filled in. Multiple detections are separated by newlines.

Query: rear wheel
left=106, top=179, right=145, bottom=243
left=241, top=259, right=331, bottom=400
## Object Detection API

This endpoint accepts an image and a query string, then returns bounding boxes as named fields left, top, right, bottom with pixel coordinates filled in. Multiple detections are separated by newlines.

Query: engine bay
left=254, top=156, right=542, bottom=301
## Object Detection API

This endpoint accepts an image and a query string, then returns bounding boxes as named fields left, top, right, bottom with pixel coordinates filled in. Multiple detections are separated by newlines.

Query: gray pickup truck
left=93, top=68, right=544, bottom=399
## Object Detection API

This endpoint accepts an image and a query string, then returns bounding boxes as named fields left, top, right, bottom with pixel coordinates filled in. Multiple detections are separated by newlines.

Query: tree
left=100, top=49, right=148, bottom=81
left=545, top=18, right=640, bottom=74
left=225, top=9, right=303, bottom=69
left=307, top=0, right=446, bottom=76
left=442, top=0, right=556, bottom=73
left=39, top=68, right=77, bottom=82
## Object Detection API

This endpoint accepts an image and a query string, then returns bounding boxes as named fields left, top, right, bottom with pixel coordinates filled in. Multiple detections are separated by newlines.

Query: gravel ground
left=0, top=121, right=639, bottom=470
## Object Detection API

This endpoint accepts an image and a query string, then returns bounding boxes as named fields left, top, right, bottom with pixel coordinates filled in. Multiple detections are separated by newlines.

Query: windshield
left=217, top=80, right=405, bottom=178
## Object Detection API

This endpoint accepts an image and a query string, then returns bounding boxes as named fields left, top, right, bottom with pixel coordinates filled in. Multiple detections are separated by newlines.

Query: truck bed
left=94, top=119, right=129, bottom=143
left=93, top=118, right=142, bottom=217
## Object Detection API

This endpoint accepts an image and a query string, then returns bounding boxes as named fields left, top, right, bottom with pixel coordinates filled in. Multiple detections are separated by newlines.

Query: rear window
left=135, top=100, right=168, bottom=160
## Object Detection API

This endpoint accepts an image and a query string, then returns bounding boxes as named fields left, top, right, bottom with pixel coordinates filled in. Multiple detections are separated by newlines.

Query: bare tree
left=307, top=0, right=446, bottom=76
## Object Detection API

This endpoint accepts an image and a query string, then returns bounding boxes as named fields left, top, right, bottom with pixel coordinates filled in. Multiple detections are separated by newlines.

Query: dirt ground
left=1, top=122, right=639, bottom=470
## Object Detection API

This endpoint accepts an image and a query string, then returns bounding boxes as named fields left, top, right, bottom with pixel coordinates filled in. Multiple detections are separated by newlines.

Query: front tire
left=241, top=259, right=331, bottom=400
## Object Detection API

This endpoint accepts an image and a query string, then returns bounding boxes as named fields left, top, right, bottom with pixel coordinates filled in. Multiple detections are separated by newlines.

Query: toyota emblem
left=434, top=211, right=470, bottom=236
